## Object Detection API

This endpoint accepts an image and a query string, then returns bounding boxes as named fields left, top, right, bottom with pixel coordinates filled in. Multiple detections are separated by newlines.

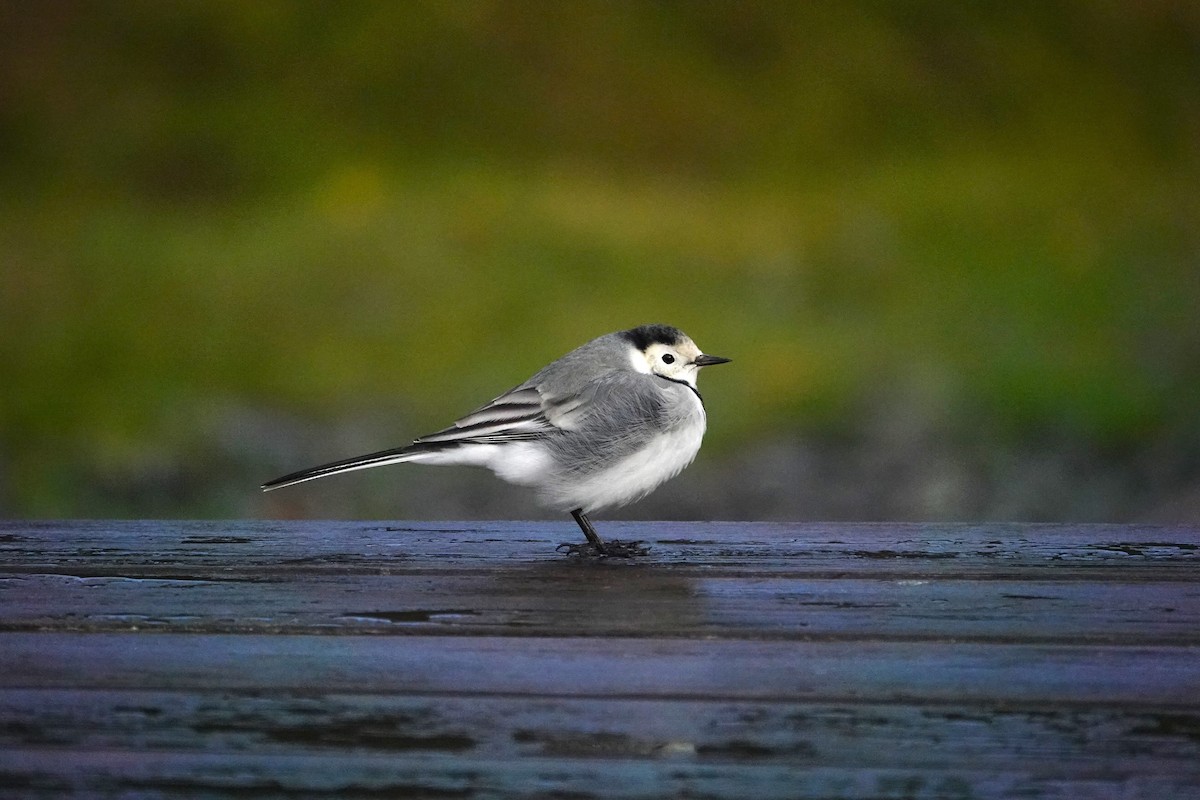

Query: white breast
left=545, top=391, right=707, bottom=513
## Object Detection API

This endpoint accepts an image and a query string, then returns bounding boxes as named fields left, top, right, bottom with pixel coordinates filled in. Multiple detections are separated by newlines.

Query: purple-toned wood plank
left=2, top=632, right=1197, bottom=706
left=2, top=572, right=1197, bottom=643
left=1, top=520, right=1197, bottom=799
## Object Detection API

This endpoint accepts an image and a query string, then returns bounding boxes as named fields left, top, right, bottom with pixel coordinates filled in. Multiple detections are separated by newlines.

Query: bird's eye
left=661, top=353, right=675, bottom=364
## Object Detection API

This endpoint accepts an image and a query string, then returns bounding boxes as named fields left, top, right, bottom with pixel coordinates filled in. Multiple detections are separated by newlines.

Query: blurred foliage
left=0, top=1, right=1197, bottom=516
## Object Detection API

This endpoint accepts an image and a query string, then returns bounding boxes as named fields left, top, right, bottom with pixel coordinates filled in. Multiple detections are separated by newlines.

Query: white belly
left=546, top=411, right=707, bottom=512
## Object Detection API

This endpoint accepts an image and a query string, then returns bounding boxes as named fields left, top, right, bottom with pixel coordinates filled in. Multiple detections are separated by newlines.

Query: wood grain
left=1, top=520, right=1197, bottom=799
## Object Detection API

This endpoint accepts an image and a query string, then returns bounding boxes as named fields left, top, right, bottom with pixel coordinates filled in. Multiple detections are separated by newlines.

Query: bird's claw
left=556, top=539, right=650, bottom=558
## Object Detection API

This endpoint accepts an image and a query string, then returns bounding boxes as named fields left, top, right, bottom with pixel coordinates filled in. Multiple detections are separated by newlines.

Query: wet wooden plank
left=2, top=572, right=1198, bottom=643
left=1, top=689, right=1198, bottom=798
left=5, top=747, right=1192, bottom=800
left=3, top=520, right=1197, bottom=644
left=2, top=688, right=1195, bottom=771
left=2, top=632, right=1198, bottom=705
left=1, top=520, right=1198, bottom=799
left=3, top=520, right=1197, bottom=579
left=3, top=685, right=1200, bottom=798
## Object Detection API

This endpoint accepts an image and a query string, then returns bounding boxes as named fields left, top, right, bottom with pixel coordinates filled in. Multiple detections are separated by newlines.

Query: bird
left=262, top=323, right=730, bottom=556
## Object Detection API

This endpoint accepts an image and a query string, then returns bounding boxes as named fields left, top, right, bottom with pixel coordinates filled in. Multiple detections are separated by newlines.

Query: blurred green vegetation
left=0, top=2, right=1197, bottom=517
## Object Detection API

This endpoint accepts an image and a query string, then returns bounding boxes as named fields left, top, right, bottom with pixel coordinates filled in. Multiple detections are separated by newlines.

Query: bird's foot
left=556, top=539, right=650, bottom=558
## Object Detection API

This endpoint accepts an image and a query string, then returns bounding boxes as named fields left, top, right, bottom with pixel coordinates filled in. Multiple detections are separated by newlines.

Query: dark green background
left=2, top=2, right=1197, bottom=521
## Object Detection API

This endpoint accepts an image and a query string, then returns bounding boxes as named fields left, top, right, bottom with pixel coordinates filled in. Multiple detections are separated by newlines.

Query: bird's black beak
left=693, top=354, right=732, bottom=367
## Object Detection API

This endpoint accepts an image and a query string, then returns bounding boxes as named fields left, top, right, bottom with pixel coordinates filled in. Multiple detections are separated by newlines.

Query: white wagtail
left=262, top=324, right=730, bottom=556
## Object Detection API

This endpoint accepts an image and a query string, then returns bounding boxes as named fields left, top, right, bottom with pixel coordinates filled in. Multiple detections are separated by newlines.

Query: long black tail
left=261, top=445, right=420, bottom=491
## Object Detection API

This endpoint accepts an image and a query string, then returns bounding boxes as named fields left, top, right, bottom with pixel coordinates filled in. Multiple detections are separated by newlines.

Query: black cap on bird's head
left=622, top=323, right=731, bottom=369
left=621, top=323, right=688, bottom=351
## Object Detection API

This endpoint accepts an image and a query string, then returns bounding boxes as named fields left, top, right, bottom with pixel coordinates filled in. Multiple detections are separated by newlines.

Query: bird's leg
left=557, top=509, right=648, bottom=558
left=572, top=508, right=606, bottom=548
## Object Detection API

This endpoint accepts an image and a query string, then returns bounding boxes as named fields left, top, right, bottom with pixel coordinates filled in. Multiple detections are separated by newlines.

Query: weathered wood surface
left=1, top=520, right=1198, bottom=799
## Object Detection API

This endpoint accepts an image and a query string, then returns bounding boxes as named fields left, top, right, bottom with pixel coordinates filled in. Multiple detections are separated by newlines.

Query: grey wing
left=417, top=370, right=673, bottom=466
left=412, top=385, right=560, bottom=448
left=541, top=371, right=673, bottom=473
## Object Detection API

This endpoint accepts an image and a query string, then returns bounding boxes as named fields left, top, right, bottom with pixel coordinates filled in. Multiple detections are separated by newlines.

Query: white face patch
left=641, top=340, right=703, bottom=388
left=627, top=344, right=653, bottom=374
